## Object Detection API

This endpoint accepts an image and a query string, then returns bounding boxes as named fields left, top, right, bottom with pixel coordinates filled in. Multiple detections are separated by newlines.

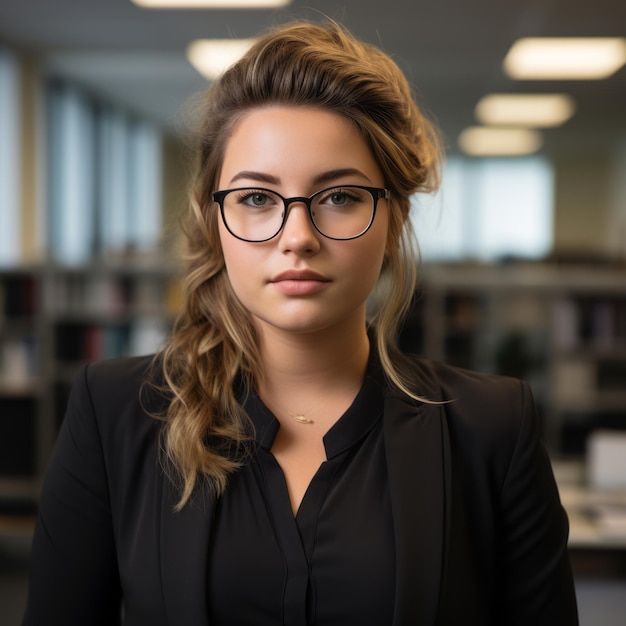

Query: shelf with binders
left=399, top=286, right=488, bottom=371
left=400, top=262, right=626, bottom=455
left=0, top=332, right=41, bottom=397
left=442, top=291, right=487, bottom=371
left=0, top=396, right=38, bottom=477
left=43, top=261, right=183, bottom=319
left=0, top=262, right=183, bottom=503
left=551, top=293, right=626, bottom=354
left=0, top=273, right=42, bottom=379
left=539, top=287, right=626, bottom=454
left=0, top=270, right=46, bottom=484
left=45, top=263, right=182, bottom=430
left=0, top=271, right=39, bottom=318
left=0, top=270, right=42, bottom=388
left=401, top=274, right=548, bottom=382
left=548, top=348, right=626, bottom=440
left=549, top=294, right=626, bottom=408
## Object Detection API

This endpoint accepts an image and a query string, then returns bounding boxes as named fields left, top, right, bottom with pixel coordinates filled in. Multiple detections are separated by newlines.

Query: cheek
left=345, top=234, right=388, bottom=293
left=218, top=218, right=244, bottom=265
left=219, top=224, right=246, bottom=289
left=218, top=222, right=265, bottom=306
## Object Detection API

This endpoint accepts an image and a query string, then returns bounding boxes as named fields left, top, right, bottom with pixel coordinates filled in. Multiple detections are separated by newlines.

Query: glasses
left=212, top=185, right=389, bottom=242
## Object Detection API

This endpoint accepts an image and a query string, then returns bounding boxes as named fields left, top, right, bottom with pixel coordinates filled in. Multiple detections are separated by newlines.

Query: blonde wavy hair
left=153, top=20, right=442, bottom=509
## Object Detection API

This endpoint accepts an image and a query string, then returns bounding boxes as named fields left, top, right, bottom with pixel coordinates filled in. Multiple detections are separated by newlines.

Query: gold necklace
left=263, top=393, right=321, bottom=425
left=292, top=413, right=315, bottom=425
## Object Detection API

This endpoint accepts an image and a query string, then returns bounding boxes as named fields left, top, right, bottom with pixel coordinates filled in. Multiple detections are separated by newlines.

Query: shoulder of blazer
left=84, top=352, right=158, bottom=390
left=399, top=355, right=533, bottom=451
left=393, top=357, right=543, bottom=526
left=82, top=352, right=161, bottom=403
left=76, top=353, right=165, bottom=445
left=402, top=354, right=523, bottom=399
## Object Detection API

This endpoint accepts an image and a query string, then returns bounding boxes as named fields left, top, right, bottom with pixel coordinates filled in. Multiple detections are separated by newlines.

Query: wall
left=607, top=138, right=626, bottom=259
left=18, top=54, right=44, bottom=264
left=551, top=131, right=626, bottom=260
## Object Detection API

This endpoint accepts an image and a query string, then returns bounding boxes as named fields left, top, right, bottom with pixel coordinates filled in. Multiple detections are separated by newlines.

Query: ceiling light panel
left=187, top=39, right=255, bottom=79
left=476, top=94, right=576, bottom=127
left=458, top=127, right=543, bottom=157
left=131, top=0, right=291, bottom=8
left=504, top=37, right=626, bottom=80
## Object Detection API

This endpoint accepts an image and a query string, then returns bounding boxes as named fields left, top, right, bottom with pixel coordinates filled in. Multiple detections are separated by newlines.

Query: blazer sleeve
left=23, top=363, right=123, bottom=625
left=495, top=380, right=578, bottom=624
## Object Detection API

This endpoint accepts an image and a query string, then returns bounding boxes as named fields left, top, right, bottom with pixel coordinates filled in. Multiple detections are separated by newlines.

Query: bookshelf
left=549, top=290, right=626, bottom=454
left=0, top=269, right=43, bottom=509
left=399, top=262, right=626, bottom=453
left=0, top=263, right=181, bottom=505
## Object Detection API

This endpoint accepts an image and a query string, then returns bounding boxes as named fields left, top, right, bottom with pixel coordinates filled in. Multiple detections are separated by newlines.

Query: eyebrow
left=313, top=168, right=372, bottom=186
left=229, top=171, right=280, bottom=186
left=228, top=168, right=372, bottom=187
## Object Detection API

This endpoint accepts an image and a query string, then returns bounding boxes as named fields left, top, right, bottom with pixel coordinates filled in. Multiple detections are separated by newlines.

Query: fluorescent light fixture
left=187, top=39, right=255, bottom=80
left=504, top=37, right=626, bottom=79
left=458, top=127, right=543, bottom=156
left=131, top=0, right=291, bottom=8
left=475, top=94, right=576, bottom=127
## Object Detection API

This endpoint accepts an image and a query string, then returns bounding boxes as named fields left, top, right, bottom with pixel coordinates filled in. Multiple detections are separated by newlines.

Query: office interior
left=1, top=1, right=625, bottom=623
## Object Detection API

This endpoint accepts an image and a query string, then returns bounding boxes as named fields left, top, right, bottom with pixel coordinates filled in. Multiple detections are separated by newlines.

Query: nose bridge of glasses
left=282, top=195, right=314, bottom=223
left=284, top=195, right=311, bottom=211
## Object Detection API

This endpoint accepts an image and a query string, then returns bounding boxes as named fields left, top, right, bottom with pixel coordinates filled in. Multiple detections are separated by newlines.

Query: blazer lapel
left=384, top=387, right=450, bottom=626
left=160, top=473, right=214, bottom=626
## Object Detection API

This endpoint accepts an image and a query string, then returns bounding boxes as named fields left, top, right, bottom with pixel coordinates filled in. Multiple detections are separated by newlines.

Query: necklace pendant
left=293, top=414, right=314, bottom=425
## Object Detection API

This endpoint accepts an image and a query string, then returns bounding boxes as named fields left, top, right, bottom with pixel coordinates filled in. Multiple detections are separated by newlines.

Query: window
left=0, top=49, right=20, bottom=266
left=46, top=81, right=163, bottom=265
left=47, top=83, right=96, bottom=265
left=412, top=156, right=554, bottom=262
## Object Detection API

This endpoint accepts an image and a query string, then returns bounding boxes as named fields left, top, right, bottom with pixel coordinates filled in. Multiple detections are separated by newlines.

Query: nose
left=277, top=201, right=321, bottom=255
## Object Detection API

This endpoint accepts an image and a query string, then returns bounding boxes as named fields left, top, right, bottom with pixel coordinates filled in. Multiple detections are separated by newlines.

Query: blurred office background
left=1, top=0, right=625, bottom=623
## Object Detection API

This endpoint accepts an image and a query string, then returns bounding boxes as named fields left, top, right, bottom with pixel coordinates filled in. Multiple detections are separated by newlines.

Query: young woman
left=24, top=21, right=578, bottom=626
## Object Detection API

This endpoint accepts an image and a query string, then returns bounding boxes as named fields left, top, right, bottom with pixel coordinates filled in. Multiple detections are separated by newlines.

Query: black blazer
left=24, top=355, right=578, bottom=625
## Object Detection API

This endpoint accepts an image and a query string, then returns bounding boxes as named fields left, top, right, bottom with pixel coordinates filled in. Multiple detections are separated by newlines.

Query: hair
left=152, top=20, right=442, bottom=509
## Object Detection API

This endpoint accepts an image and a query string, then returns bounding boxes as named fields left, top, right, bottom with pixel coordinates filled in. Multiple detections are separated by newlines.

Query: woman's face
left=217, top=105, right=389, bottom=339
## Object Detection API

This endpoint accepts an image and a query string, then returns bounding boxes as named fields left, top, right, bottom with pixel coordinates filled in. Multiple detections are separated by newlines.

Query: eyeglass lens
left=220, top=186, right=378, bottom=242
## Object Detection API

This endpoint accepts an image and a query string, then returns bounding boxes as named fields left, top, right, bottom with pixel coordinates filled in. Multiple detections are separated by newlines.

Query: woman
left=24, top=21, right=578, bottom=626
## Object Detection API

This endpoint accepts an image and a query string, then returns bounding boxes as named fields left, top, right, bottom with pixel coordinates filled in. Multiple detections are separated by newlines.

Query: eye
left=329, top=192, right=350, bottom=205
left=243, top=192, right=269, bottom=207
left=318, top=188, right=362, bottom=207
left=234, top=189, right=278, bottom=209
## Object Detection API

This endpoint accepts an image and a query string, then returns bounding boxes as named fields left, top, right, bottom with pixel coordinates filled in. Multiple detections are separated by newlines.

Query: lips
left=269, top=269, right=331, bottom=295
left=271, top=269, right=330, bottom=283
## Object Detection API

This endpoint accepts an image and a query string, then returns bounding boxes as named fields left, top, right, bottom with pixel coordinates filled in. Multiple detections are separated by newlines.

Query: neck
left=256, top=321, right=371, bottom=422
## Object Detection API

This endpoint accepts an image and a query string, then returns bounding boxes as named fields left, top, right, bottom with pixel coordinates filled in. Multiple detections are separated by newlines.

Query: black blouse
left=206, top=360, right=396, bottom=625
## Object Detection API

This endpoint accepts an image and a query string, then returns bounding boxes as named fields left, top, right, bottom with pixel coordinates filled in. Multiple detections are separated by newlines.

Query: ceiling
left=1, top=0, right=625, bottom=155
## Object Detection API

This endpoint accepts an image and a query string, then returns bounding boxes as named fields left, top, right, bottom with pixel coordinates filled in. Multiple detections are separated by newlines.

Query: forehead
left=218, top=106, right=384, bottom=189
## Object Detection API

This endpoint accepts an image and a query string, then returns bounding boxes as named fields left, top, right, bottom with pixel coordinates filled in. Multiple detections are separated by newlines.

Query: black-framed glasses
left=212, top=185, right=389, bottom=242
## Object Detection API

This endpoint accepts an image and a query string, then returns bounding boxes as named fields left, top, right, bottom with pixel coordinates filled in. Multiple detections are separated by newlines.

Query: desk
left=554, top=461, right=626, bottom=549
left=554, top=461, right=626, bottom=579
